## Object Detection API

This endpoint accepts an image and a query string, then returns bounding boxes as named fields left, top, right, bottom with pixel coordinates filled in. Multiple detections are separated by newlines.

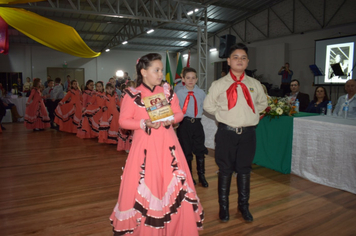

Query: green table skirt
left=253, top=112, right=318, bottom=174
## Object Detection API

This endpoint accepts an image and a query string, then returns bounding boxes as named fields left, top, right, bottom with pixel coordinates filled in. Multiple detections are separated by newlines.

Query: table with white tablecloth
left=291, top=116, right=356, bottom=194
left=201, top=113, right=217, bottom=149
left=8, top=97, right=28, bottom=122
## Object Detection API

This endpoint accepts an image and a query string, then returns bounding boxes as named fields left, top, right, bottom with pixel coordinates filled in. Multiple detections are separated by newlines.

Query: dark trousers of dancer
left=45, top=99, right=60, bottom=128
left=215, top=123, right=256, bottom=222
left=177, top=117, right=209, bottom=187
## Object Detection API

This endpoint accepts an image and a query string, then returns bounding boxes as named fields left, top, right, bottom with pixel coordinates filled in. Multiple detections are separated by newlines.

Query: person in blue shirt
left=176, top=67, right=209, bottom=187
left=305, top=86, right=329, bottom=114
left=333, top=79, right=356, bottom=118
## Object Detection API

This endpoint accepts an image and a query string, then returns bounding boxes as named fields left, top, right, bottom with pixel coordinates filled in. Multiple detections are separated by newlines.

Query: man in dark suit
left=287, top=79, right=310, bottom=112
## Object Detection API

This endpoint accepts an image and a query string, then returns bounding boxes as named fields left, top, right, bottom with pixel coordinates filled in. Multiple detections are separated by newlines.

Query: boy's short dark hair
left=183, top=67, right=197, bottom=78
left=54, top=77, right=61, bottom=83
left=291, top=79, right=300, bottom=85
left=47, top=79, right=54, bottom=83
left=228, top=43, right=248, bottom=57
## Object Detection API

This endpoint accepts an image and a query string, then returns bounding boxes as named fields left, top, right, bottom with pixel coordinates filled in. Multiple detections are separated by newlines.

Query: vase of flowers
left=261, top=96, right=297, bottom=120
left=11, top=83, right=18, bottom=95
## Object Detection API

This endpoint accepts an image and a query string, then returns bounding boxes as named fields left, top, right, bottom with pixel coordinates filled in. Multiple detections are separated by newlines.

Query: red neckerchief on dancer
left=226, top=70, right=255, bottom=113
left=182, top=91, right=198, bottom=117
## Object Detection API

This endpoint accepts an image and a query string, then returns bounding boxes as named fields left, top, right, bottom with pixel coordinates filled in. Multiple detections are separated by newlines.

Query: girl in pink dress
left=116, top=81, right=135, bottom=153
left=77, top=80, right=96, bottom=138
left=54, top=80, right=83, bottom=133
left=82, top=80, right=95, bottom=108
left=98, top=83, right=121, bottom=144
left=110, top=53, right=204, bottom=236
left=24, top=78, right=51, bottom=131
left=77, top=81, right=106, bottom=139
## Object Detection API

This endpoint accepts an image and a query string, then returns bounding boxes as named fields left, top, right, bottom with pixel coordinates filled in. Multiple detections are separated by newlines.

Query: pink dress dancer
left=110, top=84, right=204, bottom=236
left=54, top=89, right=83, bottom=133
left=77, top=91, right=106, bottom=139
left=98, top=93, right=120, bottom=144
left=82, top=89, right=95, bottom=108
left=117, top=90, right=133, bottom=152
left=24, top=88, right=50, bottom=130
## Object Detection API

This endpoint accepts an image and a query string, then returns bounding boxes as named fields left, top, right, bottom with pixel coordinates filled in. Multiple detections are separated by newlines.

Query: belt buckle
left=190, top=118, right=195, bottom=123
left=236, top=127, right=243, bottom=134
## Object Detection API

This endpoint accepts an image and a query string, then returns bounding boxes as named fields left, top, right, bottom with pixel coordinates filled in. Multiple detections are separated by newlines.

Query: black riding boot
left=218, top=173, right=232, bottom=222
left=187, top=160, right=196, bottom=185
left=196, top=157, right=208, bottom=187
left=237, top=173, right=253, bottom=222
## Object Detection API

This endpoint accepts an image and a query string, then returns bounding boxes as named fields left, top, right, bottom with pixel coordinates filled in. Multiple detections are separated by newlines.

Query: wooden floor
left=1, top=123, right=356, bottom=236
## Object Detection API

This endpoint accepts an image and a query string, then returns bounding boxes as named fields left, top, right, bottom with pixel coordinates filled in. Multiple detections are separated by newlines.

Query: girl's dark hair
left=313, top=86, right=329, bottom=102
left=106, top=83, right=114, bottom=90
left=84, top=80, right=94, bottom=90
left=70, top=79, right=78, bottom=89
left=32, top=78, right=41, bottom=89
left=95, top=81, right=104, bottom=92
left=136, top=53, right=162, bottom=87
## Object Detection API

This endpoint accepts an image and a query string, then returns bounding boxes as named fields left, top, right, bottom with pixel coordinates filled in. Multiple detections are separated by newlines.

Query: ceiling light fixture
left=195, top=9, right=199, bottom=12
left=147, top=29, right=154, bottom=34
left=183, top=35, right=187, bottom=38
left=209, top=48, right=217, bottom=52
left=122, top=41, right=128, bottom=45
left=105, top=49, right=110, bottom=52
left=183, top=54, right=188, bottom=58
left=187, top=11, right=193, bottom=15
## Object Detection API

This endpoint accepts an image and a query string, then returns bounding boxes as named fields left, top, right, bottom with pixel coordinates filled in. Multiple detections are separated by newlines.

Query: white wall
left=0, top=46, right=169, bottom=85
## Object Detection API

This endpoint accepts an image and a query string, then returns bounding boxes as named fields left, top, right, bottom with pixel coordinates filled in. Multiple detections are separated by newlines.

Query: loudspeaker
left=219, top=34, right=236, bottom=58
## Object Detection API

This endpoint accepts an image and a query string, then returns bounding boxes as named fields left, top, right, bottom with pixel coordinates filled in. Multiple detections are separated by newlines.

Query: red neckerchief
left=182, top=91, right=198, bottom=117
left=226, top=70, right=255, bottom=113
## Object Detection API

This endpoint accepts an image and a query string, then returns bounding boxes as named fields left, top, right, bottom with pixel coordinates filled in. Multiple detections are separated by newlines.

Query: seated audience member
left=333, top=79, right=356, bottom=118
left=287, top=79, right=310, bottom=112
left=23, top=77, right=33, bottom=93
left=305, top=86, right=329, bottom=114
left=17, top=78, right=23, bottom=93
left=0, top=84, right=22, bottom=122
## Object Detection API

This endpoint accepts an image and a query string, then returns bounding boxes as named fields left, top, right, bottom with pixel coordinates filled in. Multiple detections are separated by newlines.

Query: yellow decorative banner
left=0, top=7, right=101, bottom=58
left=0, top=0, right=44, bottom=4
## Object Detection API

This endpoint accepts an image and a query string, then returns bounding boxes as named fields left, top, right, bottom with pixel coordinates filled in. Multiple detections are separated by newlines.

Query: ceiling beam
left=120, top=42, right=185, bottom=48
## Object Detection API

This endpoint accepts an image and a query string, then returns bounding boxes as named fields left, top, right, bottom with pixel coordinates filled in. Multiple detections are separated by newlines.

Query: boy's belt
left=183, top=116, right=201, bottom=123
left=218, top=122, right=256, bottom=134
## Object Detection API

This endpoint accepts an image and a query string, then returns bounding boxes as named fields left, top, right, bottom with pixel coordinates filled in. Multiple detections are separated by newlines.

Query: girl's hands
left=145, top=119, right=161, bottom=129
left=161, top=119, right=174, bottom=127
left=145, top=119, right=174, bottom=129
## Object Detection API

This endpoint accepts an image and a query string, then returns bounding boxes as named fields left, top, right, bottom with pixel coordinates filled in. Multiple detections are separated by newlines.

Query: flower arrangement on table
left=260, top=96, right=297, bottom=120
left=11, top=83, right=19, bottom=95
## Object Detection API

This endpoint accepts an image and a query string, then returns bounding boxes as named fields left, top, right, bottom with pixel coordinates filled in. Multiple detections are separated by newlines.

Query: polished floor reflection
left=1, top=123, right=355, bottom=236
